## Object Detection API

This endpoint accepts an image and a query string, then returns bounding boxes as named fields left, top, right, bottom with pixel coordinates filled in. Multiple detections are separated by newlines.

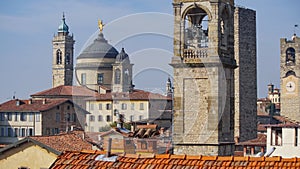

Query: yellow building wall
left=0, top=142, right=58, bottom=169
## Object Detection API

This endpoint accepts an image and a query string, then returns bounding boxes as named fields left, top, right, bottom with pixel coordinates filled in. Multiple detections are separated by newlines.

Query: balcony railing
left=183, top=48, right=208, bottom=63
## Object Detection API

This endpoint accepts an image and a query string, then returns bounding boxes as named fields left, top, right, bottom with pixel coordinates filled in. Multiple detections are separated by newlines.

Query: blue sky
left=0, top=0, right=299, bottom=102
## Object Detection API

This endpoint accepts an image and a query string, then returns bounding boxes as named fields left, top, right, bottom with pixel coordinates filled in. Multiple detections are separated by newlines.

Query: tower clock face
left=286, top=81, right=296, bottom=92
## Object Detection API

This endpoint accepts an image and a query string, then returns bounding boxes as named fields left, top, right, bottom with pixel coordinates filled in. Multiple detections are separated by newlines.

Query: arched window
left=286, top=47, right=296, bottom=65
left=115, top=69, right=121, bottom=84
left=286, top=70, right=296, bottom=77
left=65, top=52, right=71, bottom=64
left=184, top=7, right=209, bottom=49
left=56, top=49, right=62, bottom=64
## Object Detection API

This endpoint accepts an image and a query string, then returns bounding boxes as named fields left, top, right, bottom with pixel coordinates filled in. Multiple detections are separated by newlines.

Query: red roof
left=0, top=99, right=70, bottom=112
left=237, top=134, right=266, bottom=146
left=30, top=131, right=93, bottom=152
left=31, top=85, right=98, bottom=97
left=88, top=89, right=171, bottom=101
left=50, top=150, right=300, bottom=169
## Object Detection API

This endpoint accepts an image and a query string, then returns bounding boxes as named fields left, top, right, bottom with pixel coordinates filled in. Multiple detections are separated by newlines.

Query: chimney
left=43, top=98, right=46, bottom=104
left=28, top=99, right=32, bottom=105
left=16, top=99, right=20, bottom=106
left=106, top=138, right=112, bottom=157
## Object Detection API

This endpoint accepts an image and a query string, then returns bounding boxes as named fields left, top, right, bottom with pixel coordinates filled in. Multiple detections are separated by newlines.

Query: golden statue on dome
left=98, top=19, right=104, bottom=32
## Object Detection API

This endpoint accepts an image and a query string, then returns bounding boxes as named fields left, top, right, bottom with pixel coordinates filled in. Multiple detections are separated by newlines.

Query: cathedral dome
left=77, top=33, right=119, bottom=59
left=115, top=48, right=129, bottom=63
left=58, top=14, right=69, bottom=33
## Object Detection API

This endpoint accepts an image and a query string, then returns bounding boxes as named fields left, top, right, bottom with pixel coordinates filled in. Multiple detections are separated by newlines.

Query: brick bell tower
left=52, top=14, right=75, bottom=88
left=171, top=0, right=236, bottom=156
left=280, top=34, right=300, bottom=122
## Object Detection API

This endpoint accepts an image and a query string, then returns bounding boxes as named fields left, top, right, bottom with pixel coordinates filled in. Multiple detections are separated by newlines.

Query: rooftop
left=31, top=85, right=98, bottom=98
left=87, top=89, right=171, bottom=101
left=50, top=150, right=300, bottom=169
left=0, top=98, right=70, bottom=112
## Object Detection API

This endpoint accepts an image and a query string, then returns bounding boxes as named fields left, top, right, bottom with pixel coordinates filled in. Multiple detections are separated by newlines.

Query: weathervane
left=98, top=19, right=104, bottom=32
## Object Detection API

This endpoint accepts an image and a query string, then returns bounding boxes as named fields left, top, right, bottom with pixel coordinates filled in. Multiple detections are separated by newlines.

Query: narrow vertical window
left=115, top=69, right=121, bottom=84
left=65, top=52, right=71, bottom=64
left=56, top=49, right=62, bottom=64
left=140, top=103, right=144, bottom=110
left=97, top=73, right=104, bottom=85
left=81, top=73, right=86, bottom=85
left=295, top=128, right=298, bottom=146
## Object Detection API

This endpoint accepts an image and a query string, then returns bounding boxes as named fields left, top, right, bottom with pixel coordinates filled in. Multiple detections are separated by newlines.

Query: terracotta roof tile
left=0, top=98, right=71, bottom=112
left=30, top=132, right=93, bottom=152
left=87, top=89, right=171, bottom=101
left=31, top=85, right=98, bottom=97
left=50, top=151, right=300, bottom=169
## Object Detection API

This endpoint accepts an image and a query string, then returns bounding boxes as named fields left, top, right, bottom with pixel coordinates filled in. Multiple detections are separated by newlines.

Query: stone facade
left=234, top=7, right=257, bottom=142
left=171, top=0, right=236, bottom=156
left=280, top=35, right=300, bottom=122
left=52, top=15, right=75, bottom=88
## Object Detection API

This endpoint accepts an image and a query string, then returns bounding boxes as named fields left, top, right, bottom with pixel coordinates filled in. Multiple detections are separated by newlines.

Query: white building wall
left=267, top=127, right=300, bottom=158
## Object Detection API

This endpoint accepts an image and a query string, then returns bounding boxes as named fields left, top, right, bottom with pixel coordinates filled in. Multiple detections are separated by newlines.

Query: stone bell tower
left=280, top=34, right=300, bottom=122
left=171, top=0, right=236, bottom=156
left=52, top=14, right=75, bottom=88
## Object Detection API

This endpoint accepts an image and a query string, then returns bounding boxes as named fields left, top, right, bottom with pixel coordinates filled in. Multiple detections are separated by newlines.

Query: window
left=67, top=105, right=70, bottom=110
left=54, top=128, right=59, bottom=135
left=139, top=115, right=143, bottom=121
left=7, top=113, right=12, bottom=121
left=106, top=103, right=112, bottom=110
left=295, top=128, right=298, bottom=146
left=36, top=113, right=40, bottom=122
left=14, top=112, right=18, bottom=121
left=286, top=47, right=296, bottom=65
left=28, top=128, right=34, bottom=136
left=98, top=104, right=102, bottom=110
left=66, top=113, right=71, bottom=122
left=140, top=103, right=144, bottom=110
left=20, top=113, right=27, bottom=121
left=90, top=103, right=94, bottom=110
left=130, top=115, right=134, bottom=122
left=0, top=128, right=5, bottom=136
left=106, top=115, right=111, bottom=122
left=90, top=115, right=95, bottom=122
left=115, top=69, right=121, bottom=84
left=29, top=113, right=34, bottom=122
left=81, top=73, right=86, bottom=85
left=21, top=128, right=26, bottom=137
left=56, top=49, right=62, bottom=64
left=0, top=113, right=5, bottom=121
left=72, top=113, right=76, bottom=122
left=65, top=52, right=71, bottom=64
left=131, top=103, right=135, bottom=110
left=121, top=103, right=127, bottom=110
left=56, top=113, right=60, bottom=122
left=8, top=128, right=13, bottom=137
left=141, top=141, right=147, bottom=149
left=98, top=115, right=103, bottom=121
left=97, top=73, right=104, bottom=85
left=14, top=128, right=18, bottom=137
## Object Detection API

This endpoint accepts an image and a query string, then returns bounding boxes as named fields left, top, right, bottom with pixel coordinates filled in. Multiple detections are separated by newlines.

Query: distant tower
left=171, top=0, right=236, bottom=155
left=52, top=14, right=75, bottom=87
left=112, top=48, right=133, bottom=92
left=234, top=7, right=257, bottom=143
left=166, top=77, right=173, bottom=97
left=280, top=34, right=300, bottom=122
